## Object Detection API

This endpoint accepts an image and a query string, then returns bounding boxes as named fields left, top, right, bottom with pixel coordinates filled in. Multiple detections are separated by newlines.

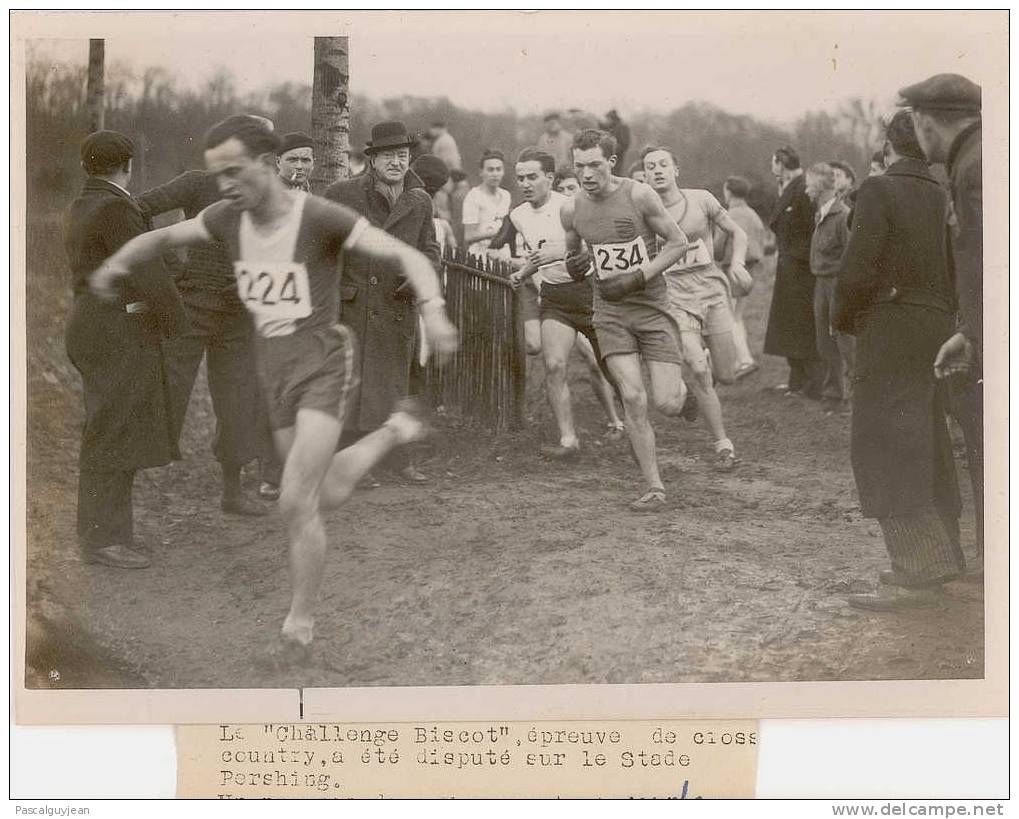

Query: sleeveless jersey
left=662, top=188, right=727, bottom=282
left=509, top=190, right=572, bottom=286
left=572, top=177, right=667, bottom=308
left=198, top=192, right=367, bottom=339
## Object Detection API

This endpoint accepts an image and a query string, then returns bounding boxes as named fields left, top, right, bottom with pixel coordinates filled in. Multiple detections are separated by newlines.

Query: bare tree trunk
left=310, top=36, right=350, bottom=193
left=86, top=39, right=104, bottom=133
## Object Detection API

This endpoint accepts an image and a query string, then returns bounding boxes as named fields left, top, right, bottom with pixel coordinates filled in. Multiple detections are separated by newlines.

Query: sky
left=19, top=10, right=1006, bottom=126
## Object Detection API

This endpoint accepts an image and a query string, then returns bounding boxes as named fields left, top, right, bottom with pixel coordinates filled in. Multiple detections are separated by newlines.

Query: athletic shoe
left=679, top=388, right=699, bottom=422
left=734, top=362, right=759, bottom=380
left=82, top=544, right=150, bottom=569
left=257, top=634, right=313, bottom=671
left=400, top=465, right=429, bottom=483
left=714, top=448, right=737, bottom=472
left=630, top=488, right=667, bottom=512
left=258, top=481, right=280, bottom=501
left=604, top=424, right=626, bottom=443
left=222, top=494, right=269, bottom=517
left=541, top=443, right=581, bottom=462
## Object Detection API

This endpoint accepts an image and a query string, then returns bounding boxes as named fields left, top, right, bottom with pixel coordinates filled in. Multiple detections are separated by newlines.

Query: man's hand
left=89, top=259, right=128, bottom=302
left=528, top=242, right=564, bottom=268
left=508, top=270, right=527, bottom=291
left=933, top=332, right=973, bottom=379
left=565, top=248, right=592, bottom=282
left=598, top=268, right=646, bottom=302
left=421, top=302, right=459, bottom=365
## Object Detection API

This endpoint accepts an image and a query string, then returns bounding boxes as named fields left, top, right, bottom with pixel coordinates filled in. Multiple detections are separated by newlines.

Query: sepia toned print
left=11, top=10, right=1007, bottom=724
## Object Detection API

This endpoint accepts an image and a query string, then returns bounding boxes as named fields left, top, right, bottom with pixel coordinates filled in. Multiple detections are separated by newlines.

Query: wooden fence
left=423, top=248, right=526, bottom=431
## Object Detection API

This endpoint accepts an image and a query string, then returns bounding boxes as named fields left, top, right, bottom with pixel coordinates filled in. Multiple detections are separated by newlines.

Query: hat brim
left=365, top=136, right=418, bottom=154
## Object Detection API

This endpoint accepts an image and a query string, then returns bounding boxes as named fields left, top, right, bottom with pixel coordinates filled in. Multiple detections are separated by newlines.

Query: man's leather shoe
left=847, top=588, right=939, bottom=611
left=222, top=494, right=269, bottom=516
left=83, top=544, right=151, bottom=569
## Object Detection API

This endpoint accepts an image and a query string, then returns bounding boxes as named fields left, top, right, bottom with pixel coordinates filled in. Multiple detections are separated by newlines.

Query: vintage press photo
left=11, top=10, right=1007, bottom=725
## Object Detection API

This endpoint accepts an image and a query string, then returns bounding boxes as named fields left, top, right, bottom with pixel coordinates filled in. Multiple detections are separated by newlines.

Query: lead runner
left=560, top=129, right=697, bottom=511
left=91, top=115, right=459, bottom=667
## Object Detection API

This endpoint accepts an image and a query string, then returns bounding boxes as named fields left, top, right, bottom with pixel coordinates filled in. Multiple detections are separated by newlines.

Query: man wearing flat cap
left=324, top=121, right=441, bottom=483
left=277, top=131, right=315, bottom=192
left=65, top=130, right=185, bottom=568
left=901, top=72, right=984, bottom=568
left=833, top=111, right=966, bottom=610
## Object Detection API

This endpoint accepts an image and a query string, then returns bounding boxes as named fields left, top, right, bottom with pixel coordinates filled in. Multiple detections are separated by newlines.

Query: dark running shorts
left=255, top=323, right=359, bottom=430
left=519, top=278, right=541, bottom=323
left=540, top=278, right=595, bottom=334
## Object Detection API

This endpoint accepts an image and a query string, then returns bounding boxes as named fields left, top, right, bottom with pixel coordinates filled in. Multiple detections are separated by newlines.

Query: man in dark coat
left=763, top=146, right=822, bottom=398
left=137, top=161, right=273, bottom=514
left=833, top=112, right=965, bottom=611
left=903, top=73, right=984, bottom=568
left=65, top=130, right=186, bottom=568
left=324, top=121, right=441, bottom=481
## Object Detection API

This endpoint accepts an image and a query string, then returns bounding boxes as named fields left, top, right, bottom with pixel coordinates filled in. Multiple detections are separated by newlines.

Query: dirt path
left=25, top=263, right=984, bottom=690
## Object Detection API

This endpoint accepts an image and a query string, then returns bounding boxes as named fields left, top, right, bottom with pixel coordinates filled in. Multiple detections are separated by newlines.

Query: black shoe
left=222, top=494, right=269, bottom=516
left=680, top=387, right=699, bottom=422
left=847, top=588, right=940, bottom=611
left=82, top=544, right=150, bottom=569
left=541, top=443, right=581, bottom=462
left=258, top=481, right=280, bottom=501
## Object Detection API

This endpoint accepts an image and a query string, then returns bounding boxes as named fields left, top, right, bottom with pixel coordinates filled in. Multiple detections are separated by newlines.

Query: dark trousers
left=163, top=295, right=262, bottom=468
left=787, top=357, right=823, bottom=398
left=813, top=277, right=855, bottom=400
left=77, top=466, right=136, bottom=551
left=950, top=372, right=984, bottom=555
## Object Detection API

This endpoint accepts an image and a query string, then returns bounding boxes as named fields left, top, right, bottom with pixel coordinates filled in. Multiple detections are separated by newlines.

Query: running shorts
left=255, top=323, right=359, bottom=430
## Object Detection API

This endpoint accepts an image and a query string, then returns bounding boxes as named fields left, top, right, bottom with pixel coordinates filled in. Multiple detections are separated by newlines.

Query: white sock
left=714, top=438, right=734, bottom=454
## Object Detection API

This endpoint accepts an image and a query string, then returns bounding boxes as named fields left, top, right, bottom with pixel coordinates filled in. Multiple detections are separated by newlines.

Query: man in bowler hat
left=324, top=122, right=441, bottom=483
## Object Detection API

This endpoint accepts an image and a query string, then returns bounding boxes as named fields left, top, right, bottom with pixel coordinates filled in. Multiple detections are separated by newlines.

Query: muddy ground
left=24, top=257, right=984, bottom=690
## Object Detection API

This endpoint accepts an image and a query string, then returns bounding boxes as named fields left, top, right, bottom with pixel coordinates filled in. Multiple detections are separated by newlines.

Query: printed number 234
left=597, top=244, right=644, bottom=272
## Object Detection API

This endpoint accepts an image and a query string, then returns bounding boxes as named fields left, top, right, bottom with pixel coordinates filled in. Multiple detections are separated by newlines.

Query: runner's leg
left=646, top=360, right=688, bottom=418
left=541, top=319, right=580, bottom=448
left=681, top=330, right=728, bottom=444
left=574, top=332, right=624, bottom=429
left=607, top=353, right=664, bottom=492
left=271, top=408, right=343, bottom=646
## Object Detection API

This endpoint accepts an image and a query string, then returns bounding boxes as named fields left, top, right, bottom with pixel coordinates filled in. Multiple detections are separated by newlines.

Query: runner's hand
left=528, top=243, right=564, bottom=267
left=89, top=260, right=126, bottom=302
left=933, top=332, right=972, bottom=379
left=508, top=270, right=526, bottom=291
left=565, top=249, right=591, bottom=282
left=598, top=267, right=646, bottom=302
left=421, top=304, right=459, bottom=364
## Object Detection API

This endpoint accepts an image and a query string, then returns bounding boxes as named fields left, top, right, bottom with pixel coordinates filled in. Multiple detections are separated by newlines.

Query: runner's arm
left=632, top=184, right=690, bottom=281
left=91, top=217, right=211, bottom=299
left=348, top=225, right=458, bottom=358
left=713, top=209, right=748, bottom=270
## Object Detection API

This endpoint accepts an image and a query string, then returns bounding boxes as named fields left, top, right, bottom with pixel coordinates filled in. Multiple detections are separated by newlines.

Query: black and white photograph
left=13, top=10, right=1005, bottom=709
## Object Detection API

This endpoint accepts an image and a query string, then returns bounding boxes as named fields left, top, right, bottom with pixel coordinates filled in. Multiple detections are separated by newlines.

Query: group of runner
left=91, top=117, right=753, bottom=665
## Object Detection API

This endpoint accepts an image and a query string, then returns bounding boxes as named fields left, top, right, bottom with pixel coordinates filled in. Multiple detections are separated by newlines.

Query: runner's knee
left=544, top=356, right=569, bottom=381
left=654, top=390, right=686, bottom=416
